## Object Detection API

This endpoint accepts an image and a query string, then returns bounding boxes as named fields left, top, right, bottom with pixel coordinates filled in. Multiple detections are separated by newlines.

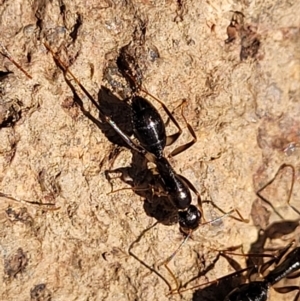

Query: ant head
left=178, top=205, right=201, bottom=231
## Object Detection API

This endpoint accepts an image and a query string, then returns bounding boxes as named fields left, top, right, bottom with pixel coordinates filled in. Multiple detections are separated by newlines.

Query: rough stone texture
left=0, top=1, right=300, bottom=301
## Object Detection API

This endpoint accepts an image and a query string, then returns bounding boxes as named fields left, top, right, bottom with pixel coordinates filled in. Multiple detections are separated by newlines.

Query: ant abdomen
left=131, top=96, right=166, bottom=158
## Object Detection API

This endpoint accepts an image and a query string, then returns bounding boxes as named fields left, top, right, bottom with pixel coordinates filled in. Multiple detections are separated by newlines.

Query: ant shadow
left=65, top=78, right=179, bottom=226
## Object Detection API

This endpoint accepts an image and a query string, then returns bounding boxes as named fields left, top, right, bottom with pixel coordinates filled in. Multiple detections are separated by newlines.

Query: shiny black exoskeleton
left=225, top=282, right=269, bottom=301
left=225, top=247, right=300, bottom=301
left=155, top=156, right=201, bottom=230
left=131, top=96, right=166, bottom=159
left=155, top=157, right=191, bottom=210
left=132, top=103, right=201, bottom=229
left=99, top=96, right=200, bottom=229
left=178, top=205, right=201, bottom=230
left=130, top=96, right=201, bottom=230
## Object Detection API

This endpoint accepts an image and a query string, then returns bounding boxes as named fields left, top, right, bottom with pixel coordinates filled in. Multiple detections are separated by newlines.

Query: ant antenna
left=160, top=209, right=238, bottom=293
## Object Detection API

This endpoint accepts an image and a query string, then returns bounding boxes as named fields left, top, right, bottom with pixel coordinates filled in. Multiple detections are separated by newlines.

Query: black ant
left=120, top=91, right=201, bottom=226
left=170, top=241, right=300, bottom=300
left=116, top=47, right=201, bottom=220
left=44, top=42, right=206, bottom=233
left=44, top=42, right=246, bottom=291
left=225, top=242, right=300, bottom=301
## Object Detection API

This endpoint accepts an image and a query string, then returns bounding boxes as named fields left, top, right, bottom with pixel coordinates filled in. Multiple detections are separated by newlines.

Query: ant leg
left=169, top=257, right=252, bottom=295
left=105, top=167, right=169, bottom=198
left=0, top=42, right=32, bottom=79
left=158, top=231, right=192, bottom=294
left=274, top=286, right=300, bottom=301
left=259, top=240, right=295, bottom=274
left=172, top=242, right=295, bottom=295
left=176, top=245, right=278, bottom=295
left=128, top=221, right=174, bottom=292
left=168, top=99, right=197, bottom=158
left=177, top=174, right=248, bottom=223
left=162, top=210, right=241, bottom=294
left=256, top=164, right=297, bottom=218
left=287, top=270, right=300, bottom=280
left=0, top=192, right=59, bottom=210
left=44, top=43, right=152, bottom=159
left=212, top=241, right=294, bottom=280
left=214, top=245, right=280, bottom=268
left=283, top=164, right=299, bottom=215
left=274, top=268, right=300, bottom=300
left=203, top=200, right=249, bottom=223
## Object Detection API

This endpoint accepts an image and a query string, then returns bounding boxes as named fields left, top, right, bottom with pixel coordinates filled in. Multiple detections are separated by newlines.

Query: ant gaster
left=131, top=95, right=166, bottom=159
